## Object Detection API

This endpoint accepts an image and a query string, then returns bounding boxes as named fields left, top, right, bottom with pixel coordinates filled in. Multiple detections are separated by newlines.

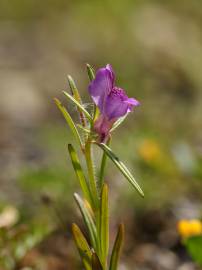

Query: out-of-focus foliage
left=0, top=205, right=49, bottom=270
left=184, top=236, right=202, bottom=266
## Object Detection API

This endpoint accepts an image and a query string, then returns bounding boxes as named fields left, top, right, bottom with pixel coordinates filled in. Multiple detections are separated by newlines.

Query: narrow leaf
left=67, top=75, right=87, bottom=128
left=110, top=114, right=128, bottom=132
left=54, top=98, right=83, bottom=148
left=67, top=75, right=79, bottom=96
left=109, top=224, right=124, bottom=270
left=72, top=223, right=92, bottom=270
left=74, top=193, right=98, bottom=252
left=86, top=64, right=99, bottom=120
left=68, top=144, right=93, bottom=206
left=92, top=252, right=103, bottom=270
left=100, top=184, right=109, bottom=266
left=86, top=63, right=95, bottom=81
left=77, top=124, right=91, bottom=134
left=63, top=91, right=93, bottom=123
left=96, top=143, right=144, bottom=197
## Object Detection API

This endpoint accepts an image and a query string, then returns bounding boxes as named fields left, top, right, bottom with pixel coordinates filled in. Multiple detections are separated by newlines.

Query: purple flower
left=89, top=64, right=140, bottom=141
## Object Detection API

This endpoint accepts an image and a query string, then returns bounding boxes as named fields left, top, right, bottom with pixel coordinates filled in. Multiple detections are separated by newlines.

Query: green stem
left=99, top=137, right=111, bottom=192
left=84, top=139, right=103, bottom=262
left=85, top=139, right=99, bottom=209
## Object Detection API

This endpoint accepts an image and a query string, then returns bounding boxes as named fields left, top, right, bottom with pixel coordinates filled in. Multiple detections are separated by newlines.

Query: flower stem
left=99, top=136, right=111, bottom=191
left=84, top=139, right=104, bottom=263
left=85, top=139, right=99, bottom=210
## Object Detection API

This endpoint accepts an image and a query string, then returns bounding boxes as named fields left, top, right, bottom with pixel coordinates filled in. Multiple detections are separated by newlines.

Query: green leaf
left=72, top=223, right=92, bottom=270
left=67, top=75, right=87, bottom=128
left=92, top=252, right=103, bottom=270
left=68, top=144, right=93, bottom=206
left=54, top=98, right=83, bottom=148
left=86, top=63, right=95, bottom=81
left=96, top=143, right=144, bottom=197
left=109, top=224, right=124, bottom=270
left=185, top=235, right=202, bottom=266
left=100, top=184, right=109, bottom=266
left=63, top=91, right=93, bottom=123
left=67, top=75, right=79, bottom=96
left=110, top=114, right=128, bottom=132
left=86, top=64, right=99, bottom=120
left=74, top=193, right=98, bottom=252
left=77, top=124, right=91, bottom=134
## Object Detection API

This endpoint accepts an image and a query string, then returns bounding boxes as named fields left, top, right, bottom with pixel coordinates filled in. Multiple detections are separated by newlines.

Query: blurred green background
left=0, top=1, right=202, bottom=269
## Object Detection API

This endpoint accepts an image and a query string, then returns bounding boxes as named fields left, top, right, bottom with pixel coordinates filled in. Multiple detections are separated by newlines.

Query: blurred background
left=0, top=0, right=202, bottom=269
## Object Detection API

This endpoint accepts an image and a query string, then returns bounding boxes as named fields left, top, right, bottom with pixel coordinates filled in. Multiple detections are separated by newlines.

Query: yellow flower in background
left=178, top=220, right=192, bottom=238
left=138, top=139, right=161, bottom=163
left=177, top=219, right=202, bottom=238
left=189, top=220, right=202, bottom=235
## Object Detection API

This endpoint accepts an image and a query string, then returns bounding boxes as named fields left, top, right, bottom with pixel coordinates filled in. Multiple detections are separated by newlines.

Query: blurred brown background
left=0, top=1, right=202, bottom=269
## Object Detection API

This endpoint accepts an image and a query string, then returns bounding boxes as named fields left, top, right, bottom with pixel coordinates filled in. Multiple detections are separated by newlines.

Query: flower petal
left=125, top=98, right=140, bottom=112
left=104, top=88, right=139, bottom=120
left=88, top=66, right=113, bottom=113
left=125, top=98, right=140, bottom=106
left=106, top=64, right=115, bottom=85
left=104, top=87, right=129, bottom=120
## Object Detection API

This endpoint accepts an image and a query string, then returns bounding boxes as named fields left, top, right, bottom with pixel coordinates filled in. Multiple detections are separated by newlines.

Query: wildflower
left=89, top=64, right=139, bottom=141
left=177, top=219, right=202, bottom=238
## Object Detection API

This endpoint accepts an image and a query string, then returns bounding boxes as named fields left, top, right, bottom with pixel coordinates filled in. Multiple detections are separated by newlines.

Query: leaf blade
left=74, top=193, right=98, bottom=252
left=68, top=144, right=93, bottom=206
left=54, top=98, right=83, bottom=148
left=109, top=224, right=124, bottom=270
left=110, top=114, right=128, bottom=132
left=86, top=64, right=99, bottom=120
left=67, top=75, right=87, bottom=128
left=86, top=63, right=95, bottom=81
left=96, top=143, right=144, bottom=197
left=77, top=124, right=91, bottom=134
left=72, top=223, right=92, bottom=270
left=63, top=91, right=93, bottom=123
